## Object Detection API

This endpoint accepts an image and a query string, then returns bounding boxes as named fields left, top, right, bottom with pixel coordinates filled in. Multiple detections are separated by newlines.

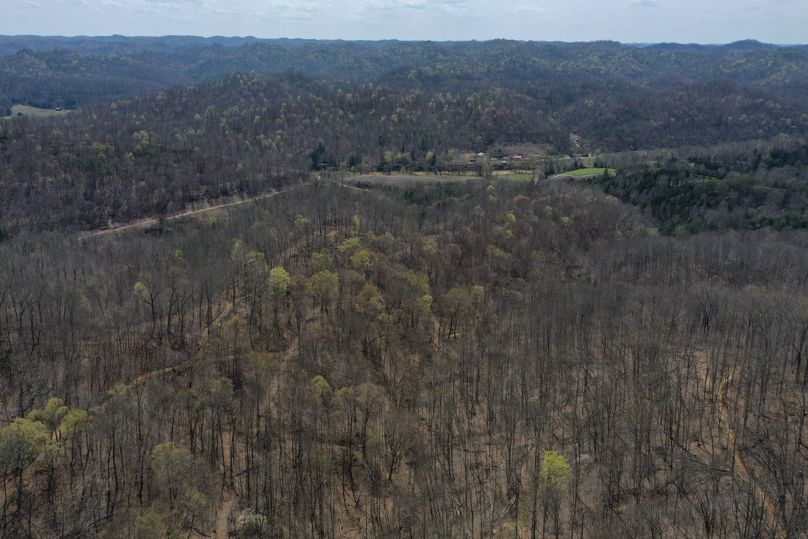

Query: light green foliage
left=20, top=398, right=89, bottom=443
left=74, top=289, right=92, bottom=312
left=350, top=248, right=371, bottom=270
left=224, top=314, right=247, bottom=338
left=416, top=294, right=433, bottom=317
left=311, top=375, right=332, bottom=397
left=148, top=443, right=192, bottom=504
left=398, top=270, right=430, bottom=297
left=59, top=409, right=90, bottom=440
left=91, top=141, right=109, bottom=159
left=369, top=231, right=396, bottom=253
left=541, top=450, right=570, bottom=491
left=132, top=130, right=151, bottom=153
left=355, top=284, right=386, bottom=319
left=397, top=270, right=432, bottom=320
left=311, top=249, right=333, bottom=272
left=423, top=238, right=438, bottom=254
left=230, top=239, right=245, bottom=260
left=294, top=214, right=310, bottom=227
left=338, top=236, right=362, bottom=256
left=246, top=250, right=265, bottom=268
left=486, top=244, right=510, bottom=259
left=134, top=510, right=165, bottom=539
left=28, top=397, right=68, bottom=435
left=0, top=418, right=48, bottom=471
left=311, top=270, right=339, bottom=303
left=133, top=281, right=149, bottom=300
left=235, top=508, right=268, bottom=538
left=174, top=249, right=185, bottom=263
left=268, top=267, right=291, bottom=298
left=149, top=443, right=191, bottom=477
left=443, top=287, right=473, bottom=317
left=441, top=285, right=484, bottom=325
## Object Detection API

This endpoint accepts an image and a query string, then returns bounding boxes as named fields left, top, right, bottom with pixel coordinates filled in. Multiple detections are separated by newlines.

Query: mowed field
left=3, top=104, right=71, bottom=118
left=551, top=167, right=616, bottom=179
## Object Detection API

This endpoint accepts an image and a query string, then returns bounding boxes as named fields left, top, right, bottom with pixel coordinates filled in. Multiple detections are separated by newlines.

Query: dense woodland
left=2, top=180, right=808, bottom=538
left=3, top=68, right=808, bottom=232
left=2, top=36, right=808, bottom=538
left=4, top=39, right=808, bottom=233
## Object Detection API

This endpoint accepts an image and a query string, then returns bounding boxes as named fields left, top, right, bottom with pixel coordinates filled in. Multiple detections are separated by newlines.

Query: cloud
left=630, top=0, right=659, bottom=7
left=367, top=0, right=469, bottom=14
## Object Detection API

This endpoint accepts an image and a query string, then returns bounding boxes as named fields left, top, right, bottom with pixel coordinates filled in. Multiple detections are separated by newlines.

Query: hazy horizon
left=0, top=34, right=805, bottom=47
left=2, top=0, right=806, bottom=44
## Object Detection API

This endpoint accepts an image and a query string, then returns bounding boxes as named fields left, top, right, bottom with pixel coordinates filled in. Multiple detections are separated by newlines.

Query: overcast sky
left=2, top=0, right=806, bottom=44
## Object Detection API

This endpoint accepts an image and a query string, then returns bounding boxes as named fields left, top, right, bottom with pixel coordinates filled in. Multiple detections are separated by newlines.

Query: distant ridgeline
left=0, top=37, right=807, bottom=110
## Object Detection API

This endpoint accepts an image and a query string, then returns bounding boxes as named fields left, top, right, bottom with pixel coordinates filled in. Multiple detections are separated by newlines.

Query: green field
left=496, top=172, right=534, bottom=182
left=2, top=104, right=71, bottom=119
left=563, top=167, right=616, bottom=177
left=548, top=167, right=616, bottom=180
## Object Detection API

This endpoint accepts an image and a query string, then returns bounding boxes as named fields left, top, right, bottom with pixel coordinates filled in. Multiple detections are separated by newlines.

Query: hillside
left=2, top=179, right=808, bottom=537
left=2, top=36, right=808, bottom=539
left=2, top=66, right=808, bottom=233
left=2, top=38, right=808, bottom=110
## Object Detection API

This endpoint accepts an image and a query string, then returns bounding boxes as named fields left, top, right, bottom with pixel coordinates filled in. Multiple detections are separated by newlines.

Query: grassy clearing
left=496, top=172, right=534, bottom=182
left=549, top=167, right=616, bottom=180
left=3, top=104, right=71, bottom=119
left=565, top=167, right=615, bottom=177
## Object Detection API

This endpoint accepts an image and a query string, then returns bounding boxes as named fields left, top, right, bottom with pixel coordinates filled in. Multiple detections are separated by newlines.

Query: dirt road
left=78, top=183, right=306, bottom=240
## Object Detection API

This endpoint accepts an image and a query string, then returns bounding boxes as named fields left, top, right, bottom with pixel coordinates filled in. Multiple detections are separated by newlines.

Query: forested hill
left=2, top=38, right=808, bottom=111
left=4, top=35, right=808, bottom=539
left=2, top=70, right=807, bottom=232
left=0, top=35, right=266, bottom=56
left=3, top=37, right=808, bottom=234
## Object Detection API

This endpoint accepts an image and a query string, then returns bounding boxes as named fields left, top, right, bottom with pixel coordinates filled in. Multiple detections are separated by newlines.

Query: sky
left=2, top=0, right=806, bottom=44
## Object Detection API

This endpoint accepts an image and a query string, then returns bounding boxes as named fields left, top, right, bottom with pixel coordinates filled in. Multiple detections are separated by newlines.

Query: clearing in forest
left=4, top=104, right=71, bottom=118
left=551, top=167, right=616, bottom=179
